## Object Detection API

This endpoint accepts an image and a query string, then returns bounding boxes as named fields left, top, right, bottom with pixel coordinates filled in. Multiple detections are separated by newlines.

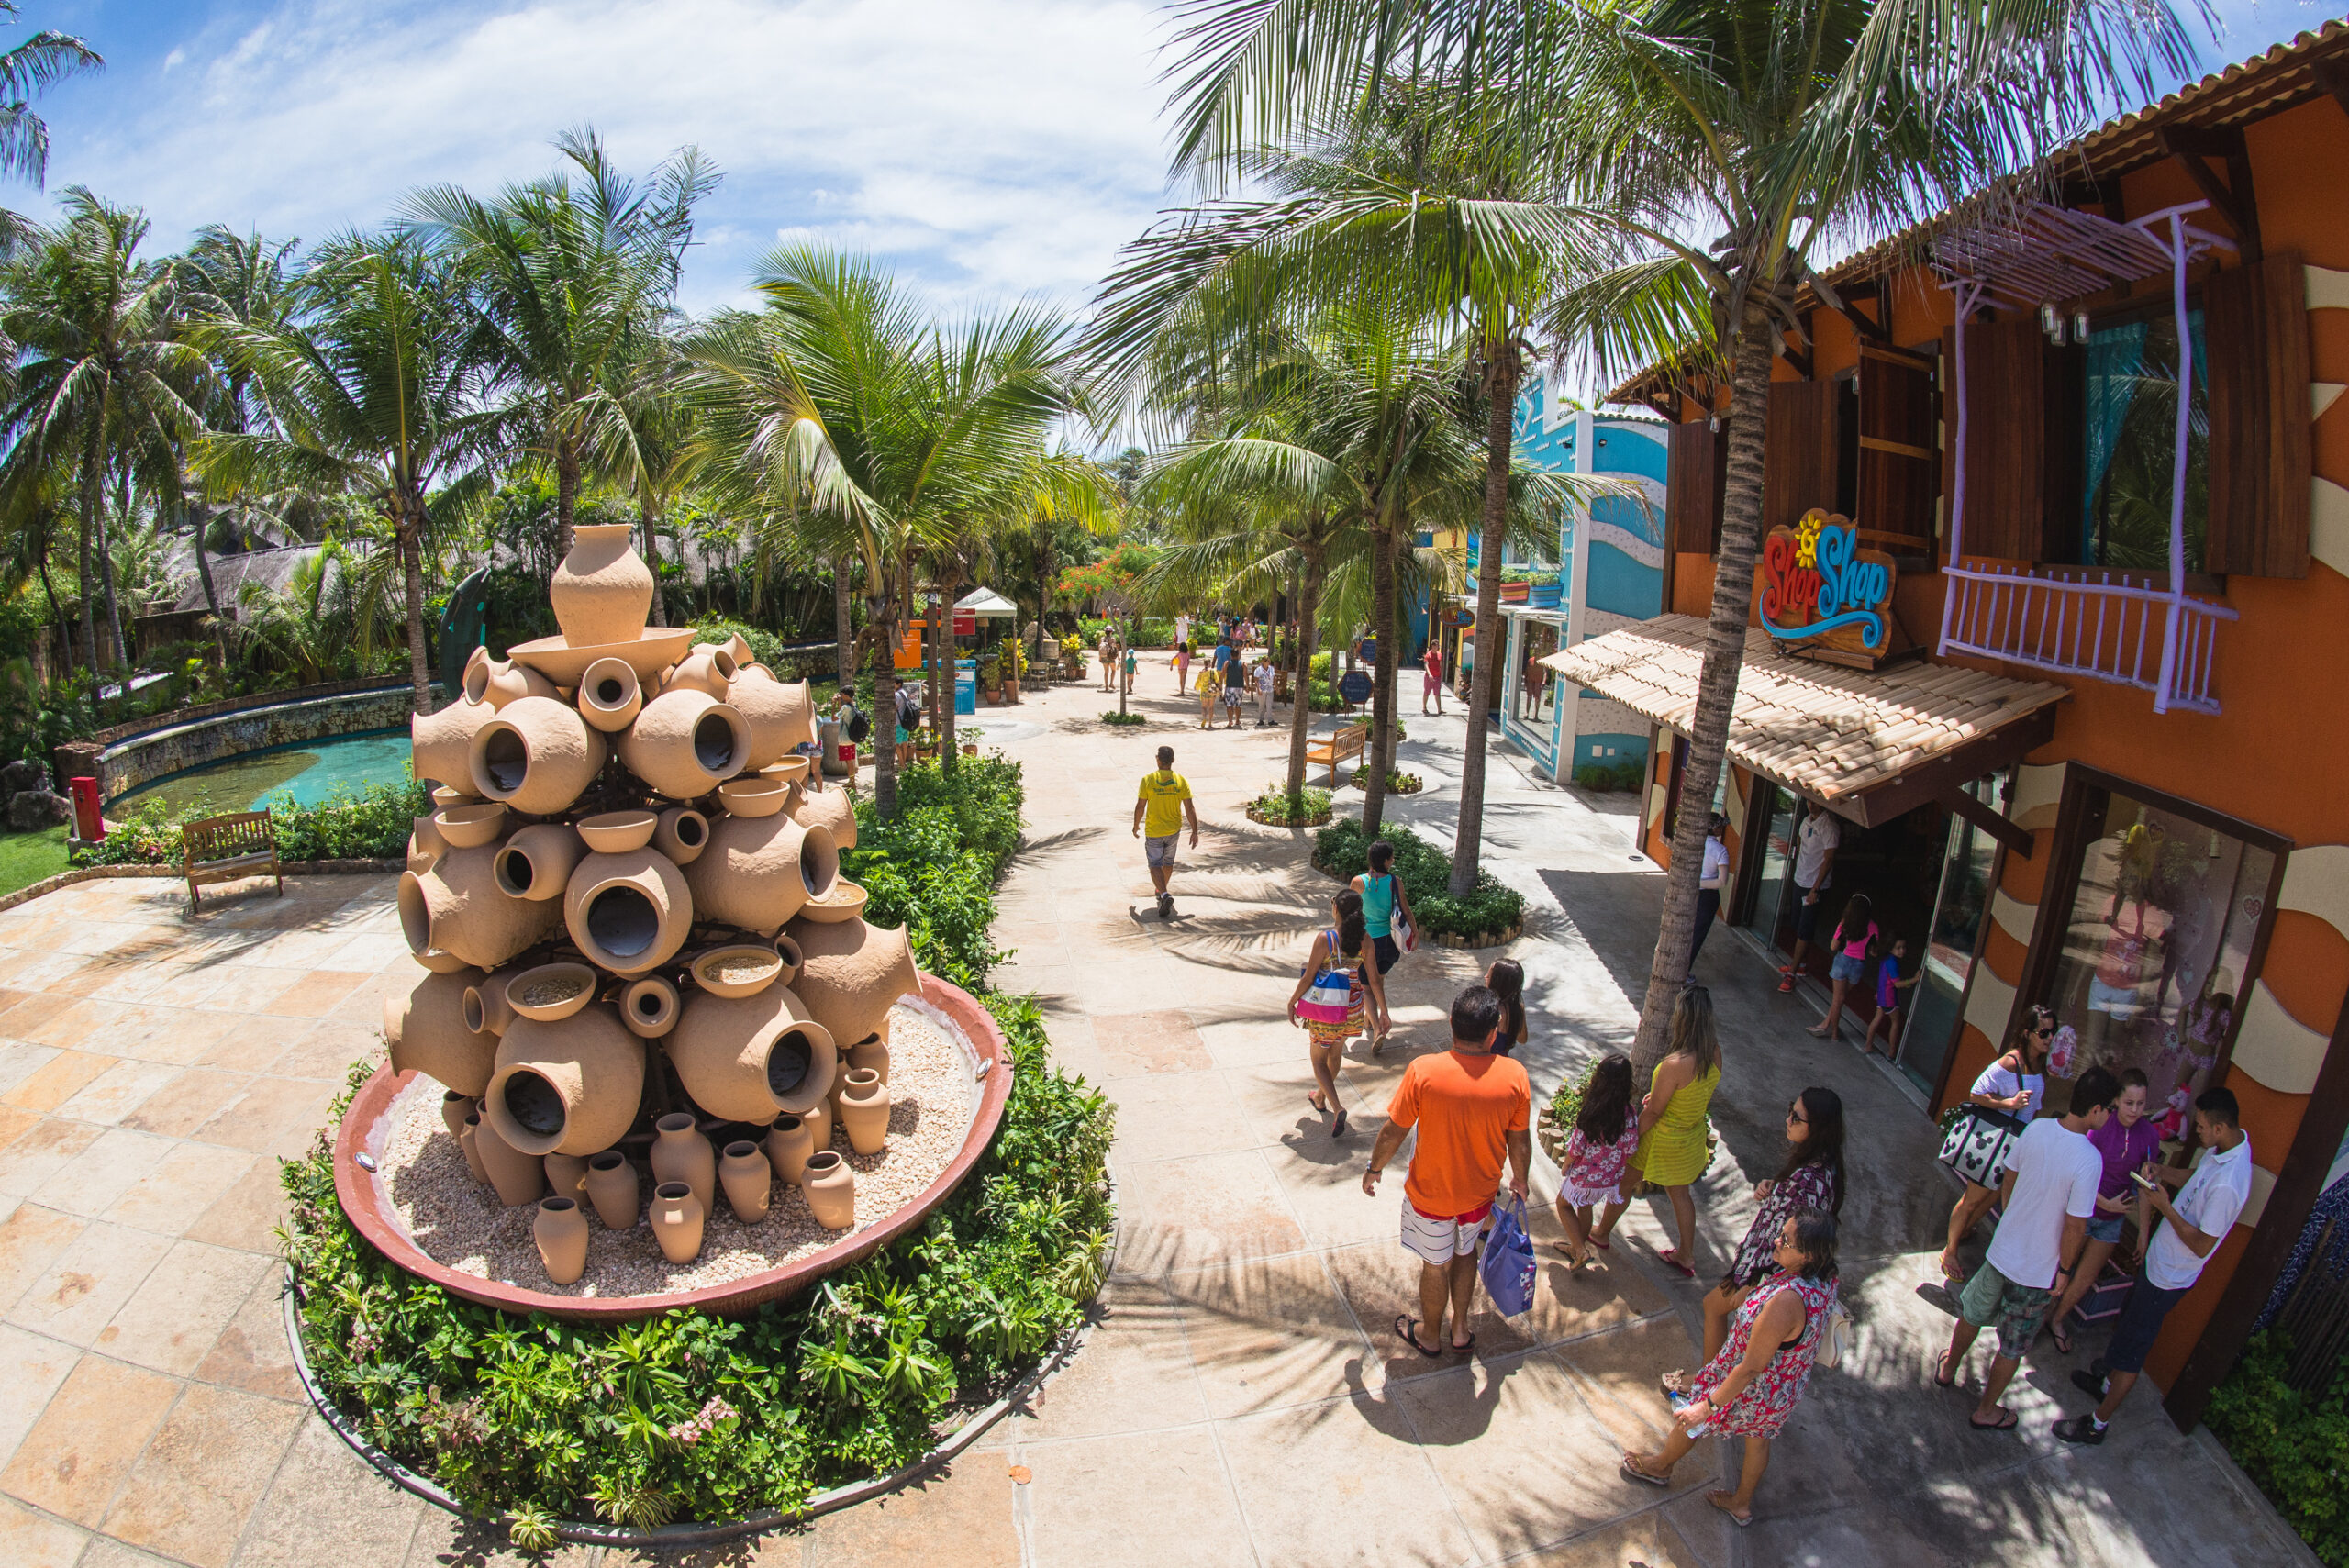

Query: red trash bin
left=68, top=777, right=103, bottom=841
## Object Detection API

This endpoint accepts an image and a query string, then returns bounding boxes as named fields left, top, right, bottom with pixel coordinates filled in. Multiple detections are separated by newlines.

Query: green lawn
left=0, top=826, right=71, bottom=898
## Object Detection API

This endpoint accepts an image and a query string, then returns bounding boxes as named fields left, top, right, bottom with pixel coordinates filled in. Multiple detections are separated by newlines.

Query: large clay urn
left=765, top=1114, right=815, bottom=1185
left=662, top=644, right=738, bottom=700
left=584, top=1150, right=639, bottom=1229
left=783, top=917, right=919, bottom=1050
left=576, top=657, right=643, bottom=733
left=563, top=847, right=694, bottom=975
left=617, top=688, right=751, bottom=799
left=384, top=966, right=499, bottom=1097
left=728, top=672, right=817, bottom=769
left=668, top=984, right=838, bottom=1124
left=482, top=1007, right=646, bottom=1158
left=465, top=655, right=561, bottom=709
left=719, top=1140, right=773, bottom=1222
left=471, top=1114, right=547, bottom=1207
left=551, top=523, right=655, bottom=647
left=802, top=1151, right=855, bottom=1230
left=534, top=1195, right=589, bottom=1284
left=411, top=700, right=496, bottom=794
left=470, top=697, right=608, bottom=816
left=837, top=1068, right=890, bottom=1155
left=788, top=784, right=857, bottom=852
left=685, top=813, right=837, bottom=932
left=650, top=1181, right=705, bottom=1264
left=494, top=824, right=586, bottom=902
left=400, top=845, right=562, bottom=973
left=650, top=1112, right=716, bottom=1214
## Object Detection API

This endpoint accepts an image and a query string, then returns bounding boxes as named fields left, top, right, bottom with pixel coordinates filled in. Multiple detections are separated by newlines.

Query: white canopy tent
left=956, top=588, right=1018, bottom=618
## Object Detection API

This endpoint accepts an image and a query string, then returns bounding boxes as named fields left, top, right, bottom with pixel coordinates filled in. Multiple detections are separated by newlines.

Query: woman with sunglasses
left=1937, top=1004, right=2056, bottom=1284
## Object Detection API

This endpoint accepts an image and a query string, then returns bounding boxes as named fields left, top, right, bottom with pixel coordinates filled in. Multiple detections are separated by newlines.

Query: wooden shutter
left=1762, top=379, right=1842, bottom=533
left=2205, top=250, right=2311, bottom=578
left=1665, top=421, right=1725, bottom=554
left=1942, top=317, right=2079, bottom=563
left=1856, top=344, right=1939, bottom=561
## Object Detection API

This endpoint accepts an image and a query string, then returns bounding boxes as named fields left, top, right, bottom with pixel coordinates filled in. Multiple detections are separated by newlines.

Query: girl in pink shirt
left=1807, top=894, right=1878, bottom=1040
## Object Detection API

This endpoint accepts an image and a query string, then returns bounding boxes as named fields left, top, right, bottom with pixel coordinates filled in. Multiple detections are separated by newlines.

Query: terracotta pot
left=440, top=1090, right=473, bottom=1140
left=654, top=806, right=709, bottom=865
left=584, top=1149, right=639, bottom=1229
left=551, top=523, right=655, bottom=647
left=408, top=815, right=448, bottom=876
left=716, top=776, right=790, bottom=817
left=719, top=1140, right=773, bottom=1222
left=650, top=1180, right=706, bottom=1263
left=471, top=1113, right=547, bottom=1207
left=462, top=645, right=491, bottom=702
left=719, top=632, right=754, bottom=668
left=399, top=846, right=561, bottom=973
left=796, top=879, right=867, bottom=924
left=462, top=967, right=520, bottom=1037
left=505, top=961, right=597, bottom=1022
left=650, top=1112, right=716, bottom=1214
left=782, top=917, right=919, bottom=1051
left=411, top=700, right=496, bottom=795
left=667, top=985, right=838, bottom=1123
left=727, top=673, right=816, bottom=769
left=661, top=644, right=739, bottom=700
left=773, top=932, right=804, bottom=989
left=764, top=1114, right=815, bottom=1184
left=432, top=802, right=507, bottom=849
left=688, top=943, right=783, bottom=1000
left=483, top=1007, right=647, bottom=1157
left=494, top=824, right=585, bottom=901
left=543, top=1151, right=589, bottom=1203
left=800, top=1093, right=833, bottom=1153
left=685, top=813, right=837, bottom=931
left=762, top=756, right=810, bottom=787
left=458, top=1114, right=491, bottom=1183
left=575, top=656, right=643, bottom=733
left=577, top=810, right=656, bottom=854
left=742, top=662, right=775, bottom=681
left=787, top=784, right=857, bottom=851
left=466, top=655, right=561, bottom=709
left=618, top=689, right=751, bottom=799
left=470, top=696, right=608, bottom=815
left=563, top=847, right=694, bottom=975
left=620, top=973, right=680, bottom=1038
left=534, top=1196, right=589, bottom=1284
left=802, top=1151, right=855, bottom=1229
left=415, top=947, right=472, bottom=973
left=848, top=1034, right=891, bottom=1087
left=384, top=966, right=499, bottom=1096
left=837, top=1068, right=890, bottom=1155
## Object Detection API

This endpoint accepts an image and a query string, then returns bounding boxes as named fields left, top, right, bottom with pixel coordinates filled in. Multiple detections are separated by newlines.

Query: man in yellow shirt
left=1132, top=744, right=1198, bottom=919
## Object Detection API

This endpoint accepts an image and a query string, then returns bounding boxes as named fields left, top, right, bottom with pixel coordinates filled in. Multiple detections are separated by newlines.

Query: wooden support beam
left=1939, top=784, right=2034, bottom=861
left=2319, top=56, right=2349, bottom=121
left=2158, top=126, right=2261, bottom=260
left=1811, top=273, right=1892, bottom=346
left=1774, top=334, right=1813, bottom=380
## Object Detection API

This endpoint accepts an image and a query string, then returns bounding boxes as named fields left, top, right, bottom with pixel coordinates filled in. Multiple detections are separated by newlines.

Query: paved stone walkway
left=0, top=664, right=2312, bottom=1567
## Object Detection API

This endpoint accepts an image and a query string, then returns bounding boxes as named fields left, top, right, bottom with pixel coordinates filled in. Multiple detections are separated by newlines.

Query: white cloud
left=47, top=0, right=1182, bottom=316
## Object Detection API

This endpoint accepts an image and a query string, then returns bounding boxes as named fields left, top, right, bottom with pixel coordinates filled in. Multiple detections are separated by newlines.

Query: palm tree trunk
left=95, top=482, right=130, bottom=686
left=554, top=434, right=579, bottom=564
left=832, top=555, right=853, bottom=689
left=75, top=450, right=99, bottom=688
left=397, top=499, right=433, bottom=716
left=188, top=502, right=228, bottom=666
left=926, top=576, right=947, bottom=769
left=1364, top=510, right=1397, bottom=834
left=1629, top=299, right=1773, bottom=1078
left=1285, top=552, right=1324, bottom=801
left=1451, top=343, right=1522, bottom=896
left=870, top=569, right=899, bottom=820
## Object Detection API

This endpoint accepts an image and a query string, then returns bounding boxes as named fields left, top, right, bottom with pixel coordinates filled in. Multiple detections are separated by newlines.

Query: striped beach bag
left=1294, top=930, right=1357, bottom=1026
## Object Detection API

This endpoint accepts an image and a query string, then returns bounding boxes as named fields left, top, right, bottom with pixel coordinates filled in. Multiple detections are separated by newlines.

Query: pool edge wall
left=63, top=678, right=433, bottom=807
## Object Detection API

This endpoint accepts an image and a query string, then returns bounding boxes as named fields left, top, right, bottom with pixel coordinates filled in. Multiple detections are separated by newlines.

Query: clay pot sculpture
left=465, top=655, right=561, bottom=709
left=462, top=967, right=520, bottom=1037
left=717, top=775, right=790, bottom=817
left=788, top=783, right=857, bottom=851
left=544, top=1151, right=590, bottom=1203
left=668, top=985, right=838, bottom=1123
left=411, top=699, right=496, bottom=794
left=848, top=1034, right=891, bottom=1087
left=765, top=1114, right=815, bottom=1184
left=719, top=632, right=754, bottom=668
left=577, top=810, right=656, bottom=854
left=802, top=1151, right=855, bottom=1229
left=689, top=943, right=783, bottom=999
left=430, top=785, right=479, bottom=809
left=797, top=878, right=867, bottom=924
left=651, top=1180, right=706, bottom=1264
left=399, top=845, right=562, bottom=973
left=459, top=1114, right=491, bottom=1183
left=415, top=948, right=472, bottom=974
left=617, top=688, right=751, bottom=799
left=837, top=1068, right=890, bottom=1155
left=685, top=813, right=837, bottom=932
left=783, top=917, right=919, bottom=1052
left=650, top=1112, right=716, bottom=1214
left=408, top=815, right=448, bottom=876
left=495, top=824, right=586, bottom=901
left=471, top=1113, right=548, bottom=1207
left=661, top=644, right=738, bottom=699
left=505, top=961, right=597, bottom=1022
left=534, top=1195, right=590, bottom=1284
left=584, top=1150, right=639, bottom=1229
left=441, top=1090, right=473, bottom=1139
left=727, top=672, right=817, bottom=769
left=384, top=967, right=500, bottom=1096
left=563, top=847, right=694, bottom=975
left=432, top=802, right=510, bottom=847
left=482, top=1007, right=647, bottom=1157
left=620, top=973, right=680, bottom=1038
left=719, top=1140, right=773, bottom=1221
left=654, top=806, right=709, bottom=865
left=575, top=656, right=643, bottom=732
left=551, top=523, right=656, bottom=647
left=470, top=696, right=608, bottom=815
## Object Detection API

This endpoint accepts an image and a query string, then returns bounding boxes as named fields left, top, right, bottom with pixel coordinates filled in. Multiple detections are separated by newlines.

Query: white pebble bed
left=377, top=1000, right=982, bottom=1296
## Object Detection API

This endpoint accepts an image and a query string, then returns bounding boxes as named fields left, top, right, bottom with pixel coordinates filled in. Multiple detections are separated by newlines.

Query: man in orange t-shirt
left=1363, top=985, right=1531, bottom=1356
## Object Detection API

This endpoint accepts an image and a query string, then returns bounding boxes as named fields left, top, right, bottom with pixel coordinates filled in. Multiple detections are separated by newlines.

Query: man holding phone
left=2055, top=1087, right=2252, bottom=1445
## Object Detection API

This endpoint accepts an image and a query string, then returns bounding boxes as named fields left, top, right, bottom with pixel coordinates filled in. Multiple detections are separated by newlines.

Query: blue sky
left=13, top=0, right=2341, bottom=320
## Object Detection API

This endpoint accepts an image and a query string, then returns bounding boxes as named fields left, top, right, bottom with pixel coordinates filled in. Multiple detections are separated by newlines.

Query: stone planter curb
left=0, top=858, right=397, bottom=916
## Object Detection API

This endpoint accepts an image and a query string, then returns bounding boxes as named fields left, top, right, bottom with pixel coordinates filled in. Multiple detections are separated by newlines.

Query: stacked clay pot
left=388, top=527, right=916, bottom=1283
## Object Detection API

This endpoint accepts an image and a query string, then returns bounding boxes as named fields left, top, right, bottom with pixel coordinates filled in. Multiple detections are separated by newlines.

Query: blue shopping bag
left=1478, top=1195, right=1537, bottom=1318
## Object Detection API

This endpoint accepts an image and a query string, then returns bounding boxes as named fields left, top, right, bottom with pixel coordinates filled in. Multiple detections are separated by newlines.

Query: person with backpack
left=1286, top=889, right=1385, bottom=1138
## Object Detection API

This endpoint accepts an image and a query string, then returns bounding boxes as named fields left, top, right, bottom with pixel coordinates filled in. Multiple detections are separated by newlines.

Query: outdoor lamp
left=2074, top=310, right=2092, bottom=343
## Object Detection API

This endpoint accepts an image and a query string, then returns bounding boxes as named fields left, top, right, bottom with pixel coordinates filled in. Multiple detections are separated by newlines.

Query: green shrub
left=685, top=615, right=789, bottom=670
left=1572, top=756, right=1646, bottom=793
left=1246, top=784, right=1331, bottom=824
left=72, top=774, right=429, bottom=868
left=1312, top=817, right=1524, bottom=940
left=841, top=755, right=1022, bottom=991
left=2209, top=1330, right=2349, bottom=1564
left=1099, top=710, right=1146, bottom=727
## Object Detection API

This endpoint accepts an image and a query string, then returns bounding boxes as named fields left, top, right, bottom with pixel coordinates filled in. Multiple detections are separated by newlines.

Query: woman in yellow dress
left=1618, top=985, right=1722, bottom=1277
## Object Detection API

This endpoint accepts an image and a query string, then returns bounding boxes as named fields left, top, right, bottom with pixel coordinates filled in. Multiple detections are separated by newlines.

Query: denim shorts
left=2085, top=1212, right=2127, bottom=1246
left=1830, top=951, right=1867, bottom=984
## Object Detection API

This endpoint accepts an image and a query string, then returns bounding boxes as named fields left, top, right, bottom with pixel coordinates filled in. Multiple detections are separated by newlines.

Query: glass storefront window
left=1520, top=620, right=1561, bottom=726
left=1901, top=776, right=2001, bottom=1098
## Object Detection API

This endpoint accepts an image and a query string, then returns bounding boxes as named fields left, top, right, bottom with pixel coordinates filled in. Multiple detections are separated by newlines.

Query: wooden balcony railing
left=1937, top=562, right=2237, bottom=716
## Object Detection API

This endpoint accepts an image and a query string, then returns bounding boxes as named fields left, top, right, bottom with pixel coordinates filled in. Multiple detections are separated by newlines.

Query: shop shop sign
left=1759, top=509, right=1897, bottom=664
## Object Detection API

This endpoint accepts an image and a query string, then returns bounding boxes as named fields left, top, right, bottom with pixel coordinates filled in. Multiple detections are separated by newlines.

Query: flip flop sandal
left=1393, top=1315, right=1442, bottom=1358
left=1330, top=1109, right=1349, bottom=1139
left=1933, top=1351, right=1958, bottom=1389
left=1657, top=1249, right=1698, bottom=1278
left=1970, top=1408, right=2019, bottom=1431
left=1707, top=1492, right=1754, bottom=1529
left=1449, top=1332, right=1475, bottom=1355
left=1619, top=1457, right=1672, bottom=1489
left=1590, top=1235, right=1611, bottom=1251
left=2050, top=1319, right=2075, bottom=1356
left=1307, top=1093, right=1328, bottom=1114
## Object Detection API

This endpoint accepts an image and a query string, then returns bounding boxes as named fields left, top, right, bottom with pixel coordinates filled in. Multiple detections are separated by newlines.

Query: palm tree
left=194, top=231, right=510, bottom=714
left=0, top=6, right=99, bottom=190
left=404, top=127, right=716, bottom=562
left=595, top=338, right=700, bottom=626
left=1159, top=0, right=2201, bottom=1071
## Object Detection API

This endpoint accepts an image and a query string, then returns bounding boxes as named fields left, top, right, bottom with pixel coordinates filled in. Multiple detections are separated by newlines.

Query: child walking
left=1863, top=938, right=1919, bottom=1057
left=1807, top=894, right=1877, bottom=1040
left=1555, top=1054, right=1641, bottom=1267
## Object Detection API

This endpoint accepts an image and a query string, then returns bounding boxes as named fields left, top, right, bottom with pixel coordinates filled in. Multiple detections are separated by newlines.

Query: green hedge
left=844, top=755, right=1022, bottom=993
left=1312, top=817, right=1525, bottom=941
left=2209, top=1331, right=2349, bottom=1564
left=74, top=774, right=429, bottom=867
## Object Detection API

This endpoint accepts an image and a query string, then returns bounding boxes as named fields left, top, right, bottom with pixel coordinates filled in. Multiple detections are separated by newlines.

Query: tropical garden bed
left=1312, top=818, right=1524, bottom=946
left=1246, top=784, right=1333, bottom=827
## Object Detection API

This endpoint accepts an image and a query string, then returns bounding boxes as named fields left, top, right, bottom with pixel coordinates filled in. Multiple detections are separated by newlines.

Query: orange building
left=1555, top=26, right=2349, bottom=1426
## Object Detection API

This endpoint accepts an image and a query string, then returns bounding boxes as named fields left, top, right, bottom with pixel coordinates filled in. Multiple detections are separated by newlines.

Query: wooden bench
left=183, top=811, right=284, bottom=912
left=1305, top=723, right=1369, bottom=786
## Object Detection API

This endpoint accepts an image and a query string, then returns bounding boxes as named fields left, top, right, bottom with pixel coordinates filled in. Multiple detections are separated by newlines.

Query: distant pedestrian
left=1119, top=644, right=1136, bottom=695
left=1097, top=629, right=1118, bottom=692
left=1174, top=639, right=1192, bottom=694
left=1220, top=659, right=1244, bottom=728
left=1863, top=938, right=1918, bottom=1058
left=2055, top=1086, right=2251, bottom=1445
left=1776, top=806, right=1841, bottom=993
left=1807, top=894, right=1877, bottom=1039
left=1194, top=660, right=1221, bottom=728
left=1938, top=1065, right=2119, bottom=1432
left=1484, top=959, right=1529, bottom=1055
left=1131, top=745, right=1197, bottom=920
left=1939, top=1005, right=2057, bottom=1283
left=1174, top=611, right=1191, bottom=650
left=1628, top=985, right=1722, bottom=1277
left=1421, top=642, right=1445, bottom=716
left=1688, top=812, right=1729, bottom=979
left=1555, top=1053, right=1639, bottom=1267
left=1362, top=985, right=1531, bottom=1357
left=1287, top=890, right=1383, bottom=1138
left=1252, top=658, right=1275, bottom=726
left=2043, top=1068, right=2158, bottom=1354
left=1621, top=1209, right=1842, bottom=1529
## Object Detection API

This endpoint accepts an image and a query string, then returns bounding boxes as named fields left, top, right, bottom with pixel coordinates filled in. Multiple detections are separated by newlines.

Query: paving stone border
left=0, top=859, right=398, bottom=915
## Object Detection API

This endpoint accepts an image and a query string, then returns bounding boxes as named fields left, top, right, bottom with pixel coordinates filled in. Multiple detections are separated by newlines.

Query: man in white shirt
left=2055, top=1086, right=2252, bottom=1445
left=1777, top=806, right=1841, bottom=993
left=1687, top=812, right=1729, bottom=982
left=1941, top=1065, right=2120, bottom=1431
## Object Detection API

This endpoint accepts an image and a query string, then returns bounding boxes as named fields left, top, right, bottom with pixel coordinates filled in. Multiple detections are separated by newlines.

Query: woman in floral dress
left=1621, top=1210, right=1840, bottom=1528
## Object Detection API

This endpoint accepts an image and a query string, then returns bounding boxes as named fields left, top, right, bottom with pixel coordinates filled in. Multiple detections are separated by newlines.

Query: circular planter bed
left=1349, top=768, right=1423, bottom=794
left=1428, top=918, right=1523, bottom=950
left=1246, top=802, right=1333, bottom=827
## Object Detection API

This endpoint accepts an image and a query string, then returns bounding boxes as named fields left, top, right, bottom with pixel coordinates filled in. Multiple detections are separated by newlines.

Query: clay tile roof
left=1540, top=615, right=2067, bottom=807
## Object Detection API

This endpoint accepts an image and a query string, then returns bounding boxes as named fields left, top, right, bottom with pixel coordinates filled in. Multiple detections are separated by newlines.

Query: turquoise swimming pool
left=112, top=729, right=416, bottom=818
